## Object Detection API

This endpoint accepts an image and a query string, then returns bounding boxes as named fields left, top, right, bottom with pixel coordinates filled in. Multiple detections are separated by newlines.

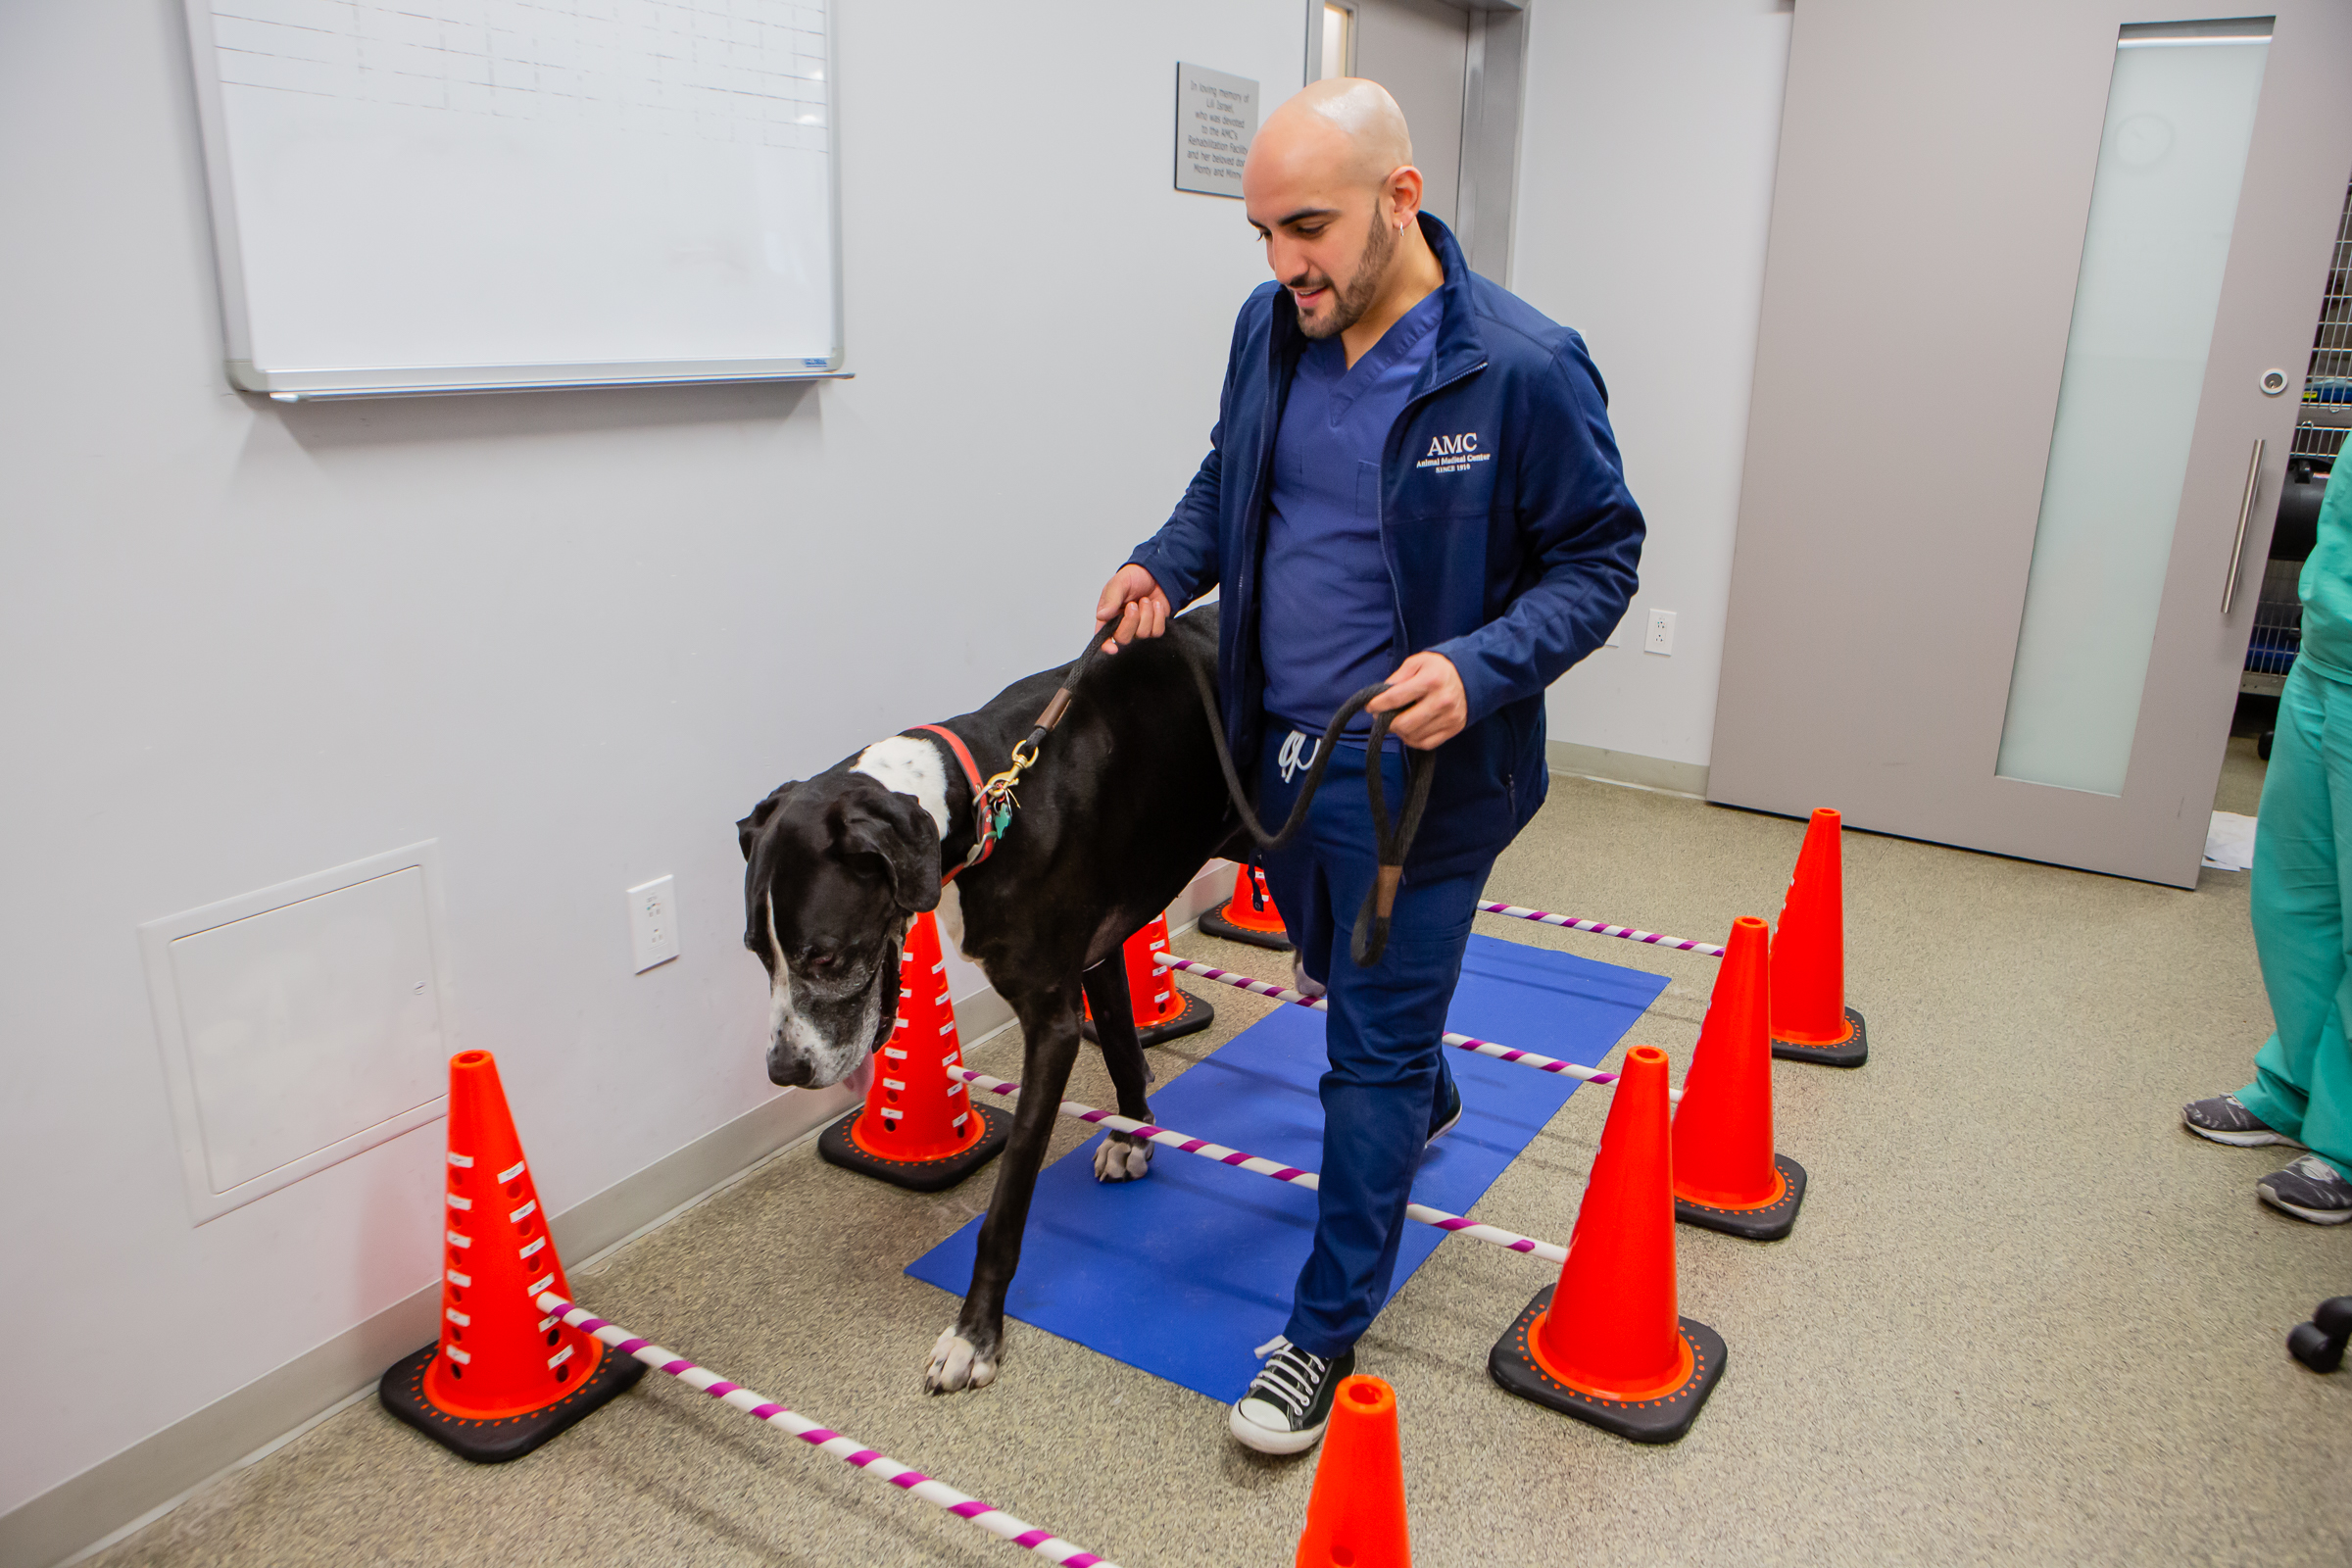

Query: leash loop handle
left=1350, top=708, right=1439, bottom=967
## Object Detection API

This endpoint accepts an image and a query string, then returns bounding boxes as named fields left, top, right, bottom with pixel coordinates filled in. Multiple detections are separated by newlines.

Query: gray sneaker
left=2258, top=1155, right=2352, bottom=1225
left=2182, top=1094, right=2306, bottom=1149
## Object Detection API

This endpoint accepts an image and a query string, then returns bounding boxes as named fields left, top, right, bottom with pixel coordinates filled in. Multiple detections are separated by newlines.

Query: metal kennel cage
left=2242, top=172, right=2350, bottom=699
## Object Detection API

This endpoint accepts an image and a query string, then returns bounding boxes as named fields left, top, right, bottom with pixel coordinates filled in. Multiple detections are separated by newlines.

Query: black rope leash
left=1173, top=653, right=1435, bottom=967
left=996, top=626, right=1437, bottom=966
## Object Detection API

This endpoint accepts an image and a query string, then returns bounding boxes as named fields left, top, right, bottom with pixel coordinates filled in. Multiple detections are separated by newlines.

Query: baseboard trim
left=1545, top=740, right=1709, bottom=799
left=1165, top=859, right=1244, bottom=937
left=950, top=979, right=1014, bottom=1045
left=5, top=1080, right=858, bottom=1568
left=9, top=867, right=1240, bottom=1568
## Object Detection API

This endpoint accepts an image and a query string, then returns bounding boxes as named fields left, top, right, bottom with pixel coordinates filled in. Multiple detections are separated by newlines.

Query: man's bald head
left=1240, top=78, right=1441, bottom=349
left=1250, top=78, right=1415, bottom=193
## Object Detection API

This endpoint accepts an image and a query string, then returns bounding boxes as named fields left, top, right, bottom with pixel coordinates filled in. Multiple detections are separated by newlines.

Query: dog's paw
left=923, top=1329, right=998, bottom=1394
left=1093, top=1135, right=1153, bottom=1183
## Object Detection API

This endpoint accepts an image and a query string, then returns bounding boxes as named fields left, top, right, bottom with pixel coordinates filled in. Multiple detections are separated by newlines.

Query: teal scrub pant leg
left=2240, top=660, right=2352, bottom=1172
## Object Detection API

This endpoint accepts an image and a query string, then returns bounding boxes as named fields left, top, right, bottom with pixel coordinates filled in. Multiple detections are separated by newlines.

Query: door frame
left=1298, top=0, right=1529, bottom=284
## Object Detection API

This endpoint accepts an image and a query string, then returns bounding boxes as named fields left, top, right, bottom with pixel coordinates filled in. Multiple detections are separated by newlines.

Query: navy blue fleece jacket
left=1126, top=215, right=1644, bottom=880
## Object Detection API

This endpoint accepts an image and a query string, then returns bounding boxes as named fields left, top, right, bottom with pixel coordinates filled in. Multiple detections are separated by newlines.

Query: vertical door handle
left=2221, top=437, right=2266, bottom=616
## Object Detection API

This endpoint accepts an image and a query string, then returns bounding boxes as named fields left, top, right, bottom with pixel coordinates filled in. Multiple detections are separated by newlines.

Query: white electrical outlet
left=628, top=875, right=680, bottom=972
left=1644, top=609, right=1677, bottom=656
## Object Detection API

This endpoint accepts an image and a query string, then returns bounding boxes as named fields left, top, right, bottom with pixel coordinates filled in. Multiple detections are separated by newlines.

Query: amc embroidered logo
left=1416, top=432, right=1492, bottom=475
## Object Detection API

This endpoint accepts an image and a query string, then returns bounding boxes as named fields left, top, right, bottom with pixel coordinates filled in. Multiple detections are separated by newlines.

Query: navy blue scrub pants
left=1254, top=728, right=1494, bottom=1358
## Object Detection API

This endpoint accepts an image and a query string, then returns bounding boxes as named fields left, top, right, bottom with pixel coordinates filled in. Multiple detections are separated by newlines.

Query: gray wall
left=1513, top=0, right=1794, bottom=774
left=0, top=0, right=1299, bottom=1525
left=0, top=0, right=1802, bottom=1544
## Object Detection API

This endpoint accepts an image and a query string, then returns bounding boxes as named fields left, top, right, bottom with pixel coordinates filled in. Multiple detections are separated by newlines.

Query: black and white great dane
left=737, top=605, right=1238, bottom=1393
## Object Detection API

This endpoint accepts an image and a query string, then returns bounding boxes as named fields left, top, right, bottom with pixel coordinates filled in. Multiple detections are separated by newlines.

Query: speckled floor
left=88, top=775, right=2349, bottom=1568
left=2216, top=731, right=2268, bottom=816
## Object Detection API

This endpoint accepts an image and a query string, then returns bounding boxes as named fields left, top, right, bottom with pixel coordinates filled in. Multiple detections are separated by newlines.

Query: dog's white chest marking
left=853, top=737, right=950, bottom=839
left=936, top=879, right=970, bottom=958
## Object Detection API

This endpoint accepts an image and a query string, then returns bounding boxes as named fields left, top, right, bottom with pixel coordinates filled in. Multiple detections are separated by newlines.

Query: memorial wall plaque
left=1174, top=63, right=1258, bottom=199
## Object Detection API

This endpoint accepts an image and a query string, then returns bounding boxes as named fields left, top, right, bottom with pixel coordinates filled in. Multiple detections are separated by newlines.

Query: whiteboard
left=182, top=0, right=844, bottom=397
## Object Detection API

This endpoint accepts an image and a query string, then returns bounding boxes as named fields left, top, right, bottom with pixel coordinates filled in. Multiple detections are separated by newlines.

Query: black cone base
left=1488, top=1285, right=1725, bottom=1445
left=817, top=1102, right=1007, bottom=1193
left=1676, top=1152, right=1807, bottom=1241
left=1771, top=1005, right=1868, bottom=1067
left=379, top=1338, right=645, bottom=1463
left=1080, top=988, right=1214, bottom=1049
left=1199, top=906, right=1293, bottom=951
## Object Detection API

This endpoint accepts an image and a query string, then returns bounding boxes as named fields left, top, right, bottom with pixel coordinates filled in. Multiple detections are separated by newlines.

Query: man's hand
left=1367, top=650, right=1467, bottom=751
left=1095, top=564, right=1172, bottom=655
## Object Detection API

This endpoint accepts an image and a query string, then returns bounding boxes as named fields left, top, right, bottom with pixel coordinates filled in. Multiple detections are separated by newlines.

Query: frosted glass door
left=1996, top=24, right=2272, bottom=795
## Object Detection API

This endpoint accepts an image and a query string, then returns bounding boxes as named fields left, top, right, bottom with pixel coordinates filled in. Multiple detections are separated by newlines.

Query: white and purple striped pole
left=1475, top=902, right=1725, bottom=958
left=537, top=1295, right=1119, bottom=1567
left=1152, top=954, right=1682, bottom=1104
left=951, top=1067, right=1569, bottom=1265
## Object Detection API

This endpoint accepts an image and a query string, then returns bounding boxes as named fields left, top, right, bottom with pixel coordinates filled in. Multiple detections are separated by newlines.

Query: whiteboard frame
left=180, top=1, right=849, bottom=400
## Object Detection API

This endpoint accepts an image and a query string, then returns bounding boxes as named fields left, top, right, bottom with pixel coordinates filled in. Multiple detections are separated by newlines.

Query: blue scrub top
left=1258, top=288, right=1446, bottom=735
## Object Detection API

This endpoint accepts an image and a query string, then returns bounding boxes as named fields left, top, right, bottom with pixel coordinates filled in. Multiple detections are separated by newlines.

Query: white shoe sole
left=1427, top=1101, right=1462, bottom=1147
left=2257, top=1186, right=2352, bottom=1225
left=2183, top=1119, right=2304, bottom=1150
left=1228, top=1402, right=1328, bottom=1455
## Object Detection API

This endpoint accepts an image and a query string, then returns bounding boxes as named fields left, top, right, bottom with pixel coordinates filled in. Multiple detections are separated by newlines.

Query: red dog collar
left=911, top=724, right=996, bottom=884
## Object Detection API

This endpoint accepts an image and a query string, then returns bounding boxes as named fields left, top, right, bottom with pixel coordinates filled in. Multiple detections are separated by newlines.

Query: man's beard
left=1296, top=214, right=1397, bottom=340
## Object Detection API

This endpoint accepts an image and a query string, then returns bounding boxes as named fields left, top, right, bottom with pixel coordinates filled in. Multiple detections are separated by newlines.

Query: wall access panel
left=139, top=842, right=457, bottom=1223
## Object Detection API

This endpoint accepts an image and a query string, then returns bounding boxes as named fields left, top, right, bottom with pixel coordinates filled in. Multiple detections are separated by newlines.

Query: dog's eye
left=798, top=944, right=842, bottom=972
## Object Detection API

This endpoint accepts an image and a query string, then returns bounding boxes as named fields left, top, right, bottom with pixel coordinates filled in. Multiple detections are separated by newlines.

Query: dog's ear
left=835, top=786, right=942, bottom=914
left=738, top=783, right=798, bottom=862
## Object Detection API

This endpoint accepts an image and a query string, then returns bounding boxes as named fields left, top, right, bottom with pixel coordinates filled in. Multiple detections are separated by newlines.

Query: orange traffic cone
left=1080, top=913, right=1215, bottom=1048
left=817, top=910, right=1007, bottom=1192
left=1295, top=1375, right=1410, bottom=1568
left=1489, top=1045, right=1725, bottom=1443
left=1200, top=863, right=1292, bottom=951
left=379, top=1050, right=645, bottom=1461
left=1673, top=916, right=1807, bottom=1241
left=1770, top=808, right=1866, bottom=1066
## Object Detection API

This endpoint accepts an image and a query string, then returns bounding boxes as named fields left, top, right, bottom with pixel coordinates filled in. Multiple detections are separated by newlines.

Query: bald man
left=1097, top=80, right=1643, bottom=1454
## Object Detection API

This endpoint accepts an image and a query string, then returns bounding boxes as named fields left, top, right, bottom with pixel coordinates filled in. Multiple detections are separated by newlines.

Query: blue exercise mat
left=904, top=933, right=1668, bottom=1403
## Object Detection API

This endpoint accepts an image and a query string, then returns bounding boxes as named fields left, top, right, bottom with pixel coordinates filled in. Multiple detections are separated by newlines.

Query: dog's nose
left=766, top=1052, right=813, bottom=1088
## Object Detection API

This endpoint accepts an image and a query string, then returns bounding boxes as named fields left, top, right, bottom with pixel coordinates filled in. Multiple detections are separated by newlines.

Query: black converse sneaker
left=2258, top=1155, right=2352, bottom=1225
left=1230, top=1336, right=1354, bottom=1454
left=2182, top=1094, right=2306, bottom=1149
